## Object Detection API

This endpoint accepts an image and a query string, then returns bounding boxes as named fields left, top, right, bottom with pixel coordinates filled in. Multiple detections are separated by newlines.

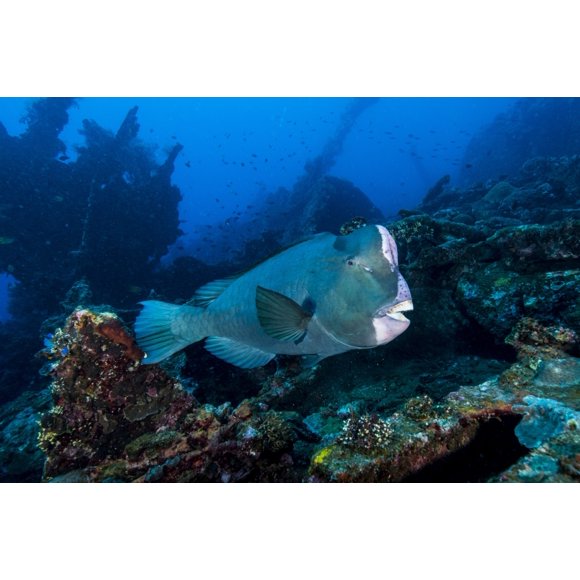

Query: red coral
left=96, top=319, right=144, bottom=361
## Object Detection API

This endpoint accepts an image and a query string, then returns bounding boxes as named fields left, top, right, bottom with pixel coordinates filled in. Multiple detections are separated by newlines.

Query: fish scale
left=135, top=225, right=413, bottom=367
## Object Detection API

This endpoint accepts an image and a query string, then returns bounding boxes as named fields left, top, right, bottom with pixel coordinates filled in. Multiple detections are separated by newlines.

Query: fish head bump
left=323, top=224, right=413, bottom=347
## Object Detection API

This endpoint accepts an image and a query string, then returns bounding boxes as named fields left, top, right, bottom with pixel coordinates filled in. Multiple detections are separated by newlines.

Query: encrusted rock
left=38, top=308, right=311, bottom=482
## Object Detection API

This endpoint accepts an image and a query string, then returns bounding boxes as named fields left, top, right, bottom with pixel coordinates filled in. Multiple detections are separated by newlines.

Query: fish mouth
left=375, top=299, right=414, bottom=322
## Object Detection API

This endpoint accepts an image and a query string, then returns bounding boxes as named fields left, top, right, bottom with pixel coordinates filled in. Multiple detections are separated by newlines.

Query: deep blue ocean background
left=0, top=97, right=516, bottom=320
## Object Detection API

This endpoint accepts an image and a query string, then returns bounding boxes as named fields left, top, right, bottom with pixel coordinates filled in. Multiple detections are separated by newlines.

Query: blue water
left=0, top=273, right=14, bottom=321
left=0, top=97, right=515, bottom=221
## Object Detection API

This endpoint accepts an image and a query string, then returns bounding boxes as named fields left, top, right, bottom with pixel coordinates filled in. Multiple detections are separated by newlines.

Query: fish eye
left=345, top=257, right=373, bottom=273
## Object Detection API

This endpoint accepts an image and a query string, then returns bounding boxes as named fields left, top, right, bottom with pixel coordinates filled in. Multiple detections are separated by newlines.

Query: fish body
left=135, top=224, right=413, bottom=368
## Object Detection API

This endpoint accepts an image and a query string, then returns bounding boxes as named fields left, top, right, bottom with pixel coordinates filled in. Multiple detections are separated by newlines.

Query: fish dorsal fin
left=255, top=286, right=312, bottom=344
left=205, top=336, right=275, bottom=368
left=190, top=275, right=240, bottom=307
left=189, top=234, right=331, bottom=308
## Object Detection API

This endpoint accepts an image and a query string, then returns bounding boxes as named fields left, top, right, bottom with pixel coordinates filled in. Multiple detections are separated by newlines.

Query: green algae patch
left=482, top=181, right=516, bottom=204
left=124, top=430, right=182, bottom=460
left=98, top=461, right=132, bottom=482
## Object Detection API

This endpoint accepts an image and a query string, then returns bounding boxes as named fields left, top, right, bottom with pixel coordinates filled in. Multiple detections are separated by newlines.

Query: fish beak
left=375, top=299, right=414, bottom=322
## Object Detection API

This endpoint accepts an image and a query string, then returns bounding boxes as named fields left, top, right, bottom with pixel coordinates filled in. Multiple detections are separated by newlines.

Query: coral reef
left=389, top=155, right=580, bottom=357
left=31, top=308, right=578, bottom=483
left=308, top=317, right=579, bottom=483
left=455, top=221, right=580, bottom=340
left=38, top=309, right=190, bottom=479
left=38, top=309, right=315, bottom=482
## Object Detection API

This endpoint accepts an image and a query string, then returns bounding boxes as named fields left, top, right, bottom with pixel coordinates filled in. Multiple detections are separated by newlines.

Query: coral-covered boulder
left=39, top=309, right=311, bottom=482
left=0, top=390, right=50, bottom=482
left=456, top=221, right=580, bottom=341
left=39, top=309, right=193, bottom=479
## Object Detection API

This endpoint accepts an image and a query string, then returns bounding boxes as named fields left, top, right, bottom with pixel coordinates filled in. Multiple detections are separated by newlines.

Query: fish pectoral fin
left=300, top=354, right=325, bottom=368
left=255, top=286, right=312, bottom=344
left=205, top=336, right=275, bottom=369
left=189, top=275, right=241, bottom=307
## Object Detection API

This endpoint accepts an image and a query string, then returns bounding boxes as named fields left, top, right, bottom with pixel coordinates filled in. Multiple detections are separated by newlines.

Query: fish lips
left=374, top=299, right=414, bottom=323
left=372, top=299, right=413, bottom=345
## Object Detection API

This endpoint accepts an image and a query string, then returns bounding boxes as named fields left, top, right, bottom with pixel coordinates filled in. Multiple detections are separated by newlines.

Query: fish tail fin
left=135, top=300, right=204, bottom=364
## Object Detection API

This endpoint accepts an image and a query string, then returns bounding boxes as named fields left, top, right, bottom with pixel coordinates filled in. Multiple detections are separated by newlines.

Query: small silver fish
left=135, top=224, right=413, bottom=368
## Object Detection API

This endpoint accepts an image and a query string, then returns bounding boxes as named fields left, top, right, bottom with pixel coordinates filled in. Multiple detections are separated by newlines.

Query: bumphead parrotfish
left=135, top=224, right=413, bottom=368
